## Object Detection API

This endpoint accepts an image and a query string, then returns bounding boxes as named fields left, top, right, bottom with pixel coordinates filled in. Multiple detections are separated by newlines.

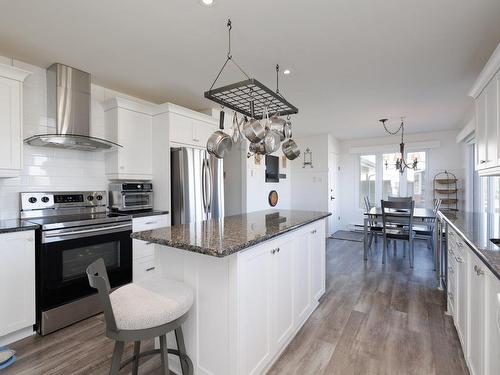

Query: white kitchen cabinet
left=271, top=237, right=295, bottom=351
left=104, top=97, right=153, bottom=180
left=485, top=270, right=500, bottom=375
left=470, top=44, right=500, bottom=175
left=0, top=230, right=35, bottom=345
left=294, top=229, right=311, bottom=325
left=310, top=221, right=326, bottom=301
left=169, top=111, right=216, bottom=148
left=239, top=242, right=274, bottom=375
left=455, top=240, right=468, bottom=350
left=132, top=214, right=169, bottom=282
left=0, top=64, right=31, bottom=178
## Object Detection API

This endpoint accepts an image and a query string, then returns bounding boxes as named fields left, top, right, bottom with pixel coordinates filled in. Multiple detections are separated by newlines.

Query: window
left=359, top=150, right=427, bottom=208
left=382, top=153, right=401, bottom=199
left=359, top=155, right=376, bottom=208
left=407, top=151, right=426, bottom=207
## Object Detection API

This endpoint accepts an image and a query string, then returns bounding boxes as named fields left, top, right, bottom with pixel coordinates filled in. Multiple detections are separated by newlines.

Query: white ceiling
left=0, top=0, right=499, bottom=139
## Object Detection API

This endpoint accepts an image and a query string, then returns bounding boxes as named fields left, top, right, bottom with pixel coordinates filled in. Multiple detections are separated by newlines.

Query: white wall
left=0, top=56, right=156, bottom=219
left=338, top=129, right=465, bottom=229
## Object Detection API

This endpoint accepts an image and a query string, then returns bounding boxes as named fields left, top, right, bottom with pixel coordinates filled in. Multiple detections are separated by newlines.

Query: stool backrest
left=387, top=196, right=413, bottom=203
left=381, top=199, right=415, bottom=236
left=86, top=258, right=118, bottom=331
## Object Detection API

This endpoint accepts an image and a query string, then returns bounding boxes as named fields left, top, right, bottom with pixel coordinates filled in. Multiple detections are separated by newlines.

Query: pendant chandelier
left=379, top=117, right=418, bottom=174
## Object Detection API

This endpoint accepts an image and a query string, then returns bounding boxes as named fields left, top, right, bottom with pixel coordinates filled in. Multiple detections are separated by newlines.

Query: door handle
left=330, top=196, right=335, bottom=200
left=201, top=159, right=208, bottom=214
left=206, top=159, right=212, bottom=213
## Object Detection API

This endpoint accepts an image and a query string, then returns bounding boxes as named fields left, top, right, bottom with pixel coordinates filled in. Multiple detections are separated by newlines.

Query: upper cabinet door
left=485, top=76, right=498, bottom=168
left=116, top=108, right=152, bottom=177
left=476, top=89, right=488, bottom=170
left=169, top=112, right=195, bottom=146
left=0, top=77, right=22, bottom=176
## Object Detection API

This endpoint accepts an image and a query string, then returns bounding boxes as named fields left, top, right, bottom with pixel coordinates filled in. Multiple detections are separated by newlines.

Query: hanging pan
left=207, top=110, right=232, bottom=159
left=242, top=102, right=267, bottom=143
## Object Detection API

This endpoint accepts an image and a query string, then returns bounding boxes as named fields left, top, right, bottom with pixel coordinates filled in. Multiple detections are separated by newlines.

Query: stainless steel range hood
left=24, top=63, right=121, bottom=151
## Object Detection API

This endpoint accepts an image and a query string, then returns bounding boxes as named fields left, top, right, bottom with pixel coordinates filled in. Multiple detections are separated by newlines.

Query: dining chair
left=387, top=196, right=413, bottom=202
left=381, top=199, right=415, bottom=268
left=414, top=199, right=442, bottom=252
left=364, top=196, right=382, bottom=252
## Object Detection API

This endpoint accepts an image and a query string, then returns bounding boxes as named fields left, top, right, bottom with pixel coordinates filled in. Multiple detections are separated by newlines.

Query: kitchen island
left=132, top=209, right=330, bottom=375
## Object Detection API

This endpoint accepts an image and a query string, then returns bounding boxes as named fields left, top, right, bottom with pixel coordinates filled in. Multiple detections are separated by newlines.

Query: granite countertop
left=0, top=219, right=39, bottom=234
left=440, top=211, right=500, bottom=280
left=131, top=209, right=331, bottom=257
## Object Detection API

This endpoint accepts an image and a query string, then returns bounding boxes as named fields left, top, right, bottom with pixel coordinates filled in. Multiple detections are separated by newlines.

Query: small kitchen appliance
left=108, top=182, right=153, bottom=212
left=20, top=191, right=132, bottom=335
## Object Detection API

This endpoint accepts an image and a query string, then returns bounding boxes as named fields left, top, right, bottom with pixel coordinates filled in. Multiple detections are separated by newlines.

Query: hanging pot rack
left=204, top=19, right=298, bottom=119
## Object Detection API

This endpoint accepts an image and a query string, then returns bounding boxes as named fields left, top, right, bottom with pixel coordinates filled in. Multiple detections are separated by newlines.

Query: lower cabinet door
left=239, top=244, right=273, bottom=375
left=468, top=252, right=486, bottom=375
left=294, top=230, right=311, bottom=325
left=485, top=272, right=500, bottom=375
left=455, top=252, right=468, bottom=349
left=0, top=231, right=35, bottom=336
left=271, top=238, right=294, bottom=351
left=310, top=223, right=325, bottom=302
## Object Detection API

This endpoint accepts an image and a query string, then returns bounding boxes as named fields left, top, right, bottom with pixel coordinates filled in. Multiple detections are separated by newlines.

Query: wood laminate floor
left=3, top=238, right=468, bottom=375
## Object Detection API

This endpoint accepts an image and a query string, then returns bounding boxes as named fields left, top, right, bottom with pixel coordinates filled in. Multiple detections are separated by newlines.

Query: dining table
left=363, top=207, right=440, bottom=284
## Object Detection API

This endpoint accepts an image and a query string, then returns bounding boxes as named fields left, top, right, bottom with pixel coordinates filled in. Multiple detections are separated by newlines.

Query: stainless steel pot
left=243, top=104, right=267, bottom=143
left=248, top=141, right=267, bottom=157
left=207, top=111, right=233, bottom=159
left=282, top=139, right=300, bottom=160
left=263, top=129, right=281, bottom=154
left=269, top=115, right=292, bottom=141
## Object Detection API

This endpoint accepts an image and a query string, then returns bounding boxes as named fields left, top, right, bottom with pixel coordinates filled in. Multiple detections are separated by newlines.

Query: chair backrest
left=364, top=196, right=375, bottom=226
left=86, top=258, right=118, bottom=332
left=387, top=196, right=413, bottom=203
left=381, top=199, right=415, bottom=236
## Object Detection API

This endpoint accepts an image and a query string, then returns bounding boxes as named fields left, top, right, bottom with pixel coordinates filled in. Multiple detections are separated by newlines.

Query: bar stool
left=86, top=258, right=194, bottom=375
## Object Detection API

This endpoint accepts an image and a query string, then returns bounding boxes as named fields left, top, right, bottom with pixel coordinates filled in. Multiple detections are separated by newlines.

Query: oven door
left=40, top=222, right=132, bottom=311
left=121, top=192, right=153, bottom=211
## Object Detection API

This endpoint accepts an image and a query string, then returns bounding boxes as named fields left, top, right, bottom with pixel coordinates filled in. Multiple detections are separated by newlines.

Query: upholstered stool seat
left=86, top=259, right=194, bottom=375
left=110, top=281, right=193, bottom=331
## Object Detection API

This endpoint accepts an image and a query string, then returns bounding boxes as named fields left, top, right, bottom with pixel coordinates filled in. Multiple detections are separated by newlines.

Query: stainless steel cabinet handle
left=311, top=229, right=317, bottom=234
left=145, top=267, right=155, bottom=272
left=271, top=247, right=280, bottom=254
left=145, top=242, right=154, bottom=245
left=193, top=138, right=200, bottom=142
left=480, top=160, right=487, bottom=164
left=145, top=221, right=158, bottom=225
left=474, top=265, right=484, bottom=276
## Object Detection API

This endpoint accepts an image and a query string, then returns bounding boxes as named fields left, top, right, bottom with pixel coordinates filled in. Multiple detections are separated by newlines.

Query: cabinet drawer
left=133, top=239, right=155, bottom=260
left=132, top=214, right=169, bottom=232
left=133, top=256, right=156, bottom=282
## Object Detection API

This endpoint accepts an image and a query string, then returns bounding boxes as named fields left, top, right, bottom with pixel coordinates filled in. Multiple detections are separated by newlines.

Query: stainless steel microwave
left=108, top=182, right=153, bottom=211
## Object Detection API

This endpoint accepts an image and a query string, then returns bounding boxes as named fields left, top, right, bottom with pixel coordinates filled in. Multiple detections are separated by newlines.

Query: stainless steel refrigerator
left=171, top=147, right=224, bottom=225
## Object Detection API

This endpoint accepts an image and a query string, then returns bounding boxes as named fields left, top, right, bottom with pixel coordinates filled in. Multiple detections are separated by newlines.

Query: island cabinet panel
left=147, top=218, right=327, bottom=375
left=294, top=230, right=312, bottom=324
left=467, top=250, right=486, bottom=375
left=485, top=271, right=500, bottom=375
left=238, top=241, right=274, bottom=375
left=310, top=220, right=326, bottom=301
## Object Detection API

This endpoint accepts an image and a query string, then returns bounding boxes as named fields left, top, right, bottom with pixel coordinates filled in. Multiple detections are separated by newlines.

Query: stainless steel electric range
left=20, top=191, right=132, bottom=335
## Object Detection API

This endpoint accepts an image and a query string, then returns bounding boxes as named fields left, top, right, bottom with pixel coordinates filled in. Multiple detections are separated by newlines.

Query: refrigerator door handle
left=206, top=159, right=212, bottom=213
left=201, top=158, right=207, bottom=214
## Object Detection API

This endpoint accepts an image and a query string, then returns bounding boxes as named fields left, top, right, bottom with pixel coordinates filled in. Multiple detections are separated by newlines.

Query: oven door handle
left=44, top=223, right=131, bottom=238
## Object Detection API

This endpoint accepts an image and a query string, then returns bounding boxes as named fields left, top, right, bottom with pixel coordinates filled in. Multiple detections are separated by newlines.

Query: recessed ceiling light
left=283, top=69, right=291, bottom=75
left=200, top=0, right=214, bottom=6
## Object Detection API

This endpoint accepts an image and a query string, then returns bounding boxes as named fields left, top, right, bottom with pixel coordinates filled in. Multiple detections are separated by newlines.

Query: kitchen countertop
left=131, top=209, right=331, bottom=257
left=0, top=219, right=39, bottom=234
left=440, top=211, right=500, bottom=280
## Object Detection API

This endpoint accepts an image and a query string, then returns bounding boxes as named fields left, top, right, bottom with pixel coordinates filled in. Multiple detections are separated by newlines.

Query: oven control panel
left=20, top=191, right=107, bottom=211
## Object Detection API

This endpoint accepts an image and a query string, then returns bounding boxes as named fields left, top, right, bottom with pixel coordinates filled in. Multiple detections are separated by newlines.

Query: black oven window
left=124, top=193, right=150, bottom=206
left=62, top=241, right=120, bottom=281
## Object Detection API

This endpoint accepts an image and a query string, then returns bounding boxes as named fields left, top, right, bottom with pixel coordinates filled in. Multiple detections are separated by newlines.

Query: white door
left=328, top=152, right=339, bottom=235
left=271, top=238, right=294, bottom=351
